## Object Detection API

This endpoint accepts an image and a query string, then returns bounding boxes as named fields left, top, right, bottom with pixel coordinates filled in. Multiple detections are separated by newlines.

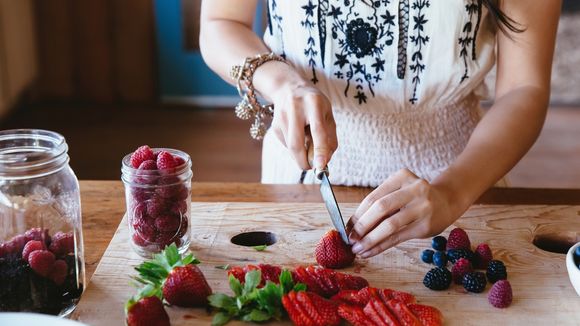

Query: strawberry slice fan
left=228, top=264, right=443, bottom=326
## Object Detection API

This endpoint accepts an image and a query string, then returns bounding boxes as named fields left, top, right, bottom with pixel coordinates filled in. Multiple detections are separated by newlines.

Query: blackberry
left=431, top=236, right=447, bottom=251
left=433, top=251, right=447, bottom=268
left=423, top=267, right=452, bottom=291
left=462, top=271, right=487, bottom=293
left=487, top=260, right=507, bottom=283
left=421, top=249, right=435, bottom=264
left=447, top=248, right=474, bottom=264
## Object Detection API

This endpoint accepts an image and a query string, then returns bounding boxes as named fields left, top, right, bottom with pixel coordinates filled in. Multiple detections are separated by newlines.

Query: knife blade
left=317, top=169, right=350, bottom=245
left=305, top=127, right=350, bottom=245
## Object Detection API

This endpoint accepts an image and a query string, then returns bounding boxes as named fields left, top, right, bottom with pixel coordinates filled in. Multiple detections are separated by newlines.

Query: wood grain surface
left=73, top=201, right=580, bottom=325
left=79, top=181, right=580, bottom=282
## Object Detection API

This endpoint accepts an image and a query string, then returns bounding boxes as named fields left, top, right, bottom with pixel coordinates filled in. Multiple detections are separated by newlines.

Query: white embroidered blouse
left=261, top=0, right=497, bottom=187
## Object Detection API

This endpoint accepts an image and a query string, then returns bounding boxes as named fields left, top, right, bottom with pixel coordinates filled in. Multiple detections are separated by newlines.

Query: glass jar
left=121, top=148, right=192, bottom=258
left=0, top=129, right=85, bottom=316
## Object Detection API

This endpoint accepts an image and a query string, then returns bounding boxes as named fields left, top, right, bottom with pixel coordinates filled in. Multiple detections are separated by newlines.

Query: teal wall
left=154, top=0, right=265, bottom=98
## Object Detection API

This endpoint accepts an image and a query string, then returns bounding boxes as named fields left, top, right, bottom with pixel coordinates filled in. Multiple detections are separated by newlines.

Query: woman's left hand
left=347, top=168, right=460, bottom=258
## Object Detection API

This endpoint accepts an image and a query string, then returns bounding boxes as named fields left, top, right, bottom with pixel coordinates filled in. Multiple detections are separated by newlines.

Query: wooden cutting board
left=72, top=202, right=580, bottom=325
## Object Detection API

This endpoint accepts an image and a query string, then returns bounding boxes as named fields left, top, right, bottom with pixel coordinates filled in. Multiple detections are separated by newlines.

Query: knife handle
left=305, top=127, right=329, bottom=181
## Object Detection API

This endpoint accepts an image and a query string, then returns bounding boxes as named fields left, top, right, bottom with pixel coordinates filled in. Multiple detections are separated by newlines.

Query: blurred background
left=0, top=0, right=578, bottom=187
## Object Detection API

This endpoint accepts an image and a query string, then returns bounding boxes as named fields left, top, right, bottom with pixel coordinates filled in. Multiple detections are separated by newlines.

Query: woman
left=200, top=1, right=561, bottom=257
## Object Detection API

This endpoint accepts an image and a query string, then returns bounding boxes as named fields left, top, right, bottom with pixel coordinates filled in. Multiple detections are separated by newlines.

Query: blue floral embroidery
left=301, top=0, right=319, bottom=84
left=409, top=0, right=430, bottom=104
left=269, top=0, right=286, bottom=58
left=459, top=0, right=482, bottom=83
left=329, top=0, right=395, bottom=105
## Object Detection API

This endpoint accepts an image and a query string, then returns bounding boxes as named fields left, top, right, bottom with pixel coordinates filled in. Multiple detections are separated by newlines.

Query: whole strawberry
left=315, top=229, right=355, bottom=269
left=474, top=243, right=493, bottom=269
left=446, top=227, right=471, bottom=250
left=488, top=280, right=513, bottom=308
left=451, top=258, right=473, bottom=284
left=126, top=295, right=170, bottom=326
left=163, top=264, right=212, bottom=307
left=135, top=244, right=212, bottom=307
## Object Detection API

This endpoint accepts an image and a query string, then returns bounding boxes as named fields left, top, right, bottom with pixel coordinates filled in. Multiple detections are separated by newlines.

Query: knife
left=306, top=136, right=350, bottom=245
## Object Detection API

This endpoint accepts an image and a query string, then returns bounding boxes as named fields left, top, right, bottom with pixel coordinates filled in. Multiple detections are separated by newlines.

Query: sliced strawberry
left=330, top=290, right=361, bottom=306
left=338, top=304, right=378, bottom=326
left=364, top=298, right=400, bottom=326
left=407, top=304, right=443, bottom=326
left=386, top=299, right=421, bottom=326
left=334, top=271, right=369, bottom=291
left=283, top=291, right=340, bottom=326
left=380, top=288, right=416, bottom=305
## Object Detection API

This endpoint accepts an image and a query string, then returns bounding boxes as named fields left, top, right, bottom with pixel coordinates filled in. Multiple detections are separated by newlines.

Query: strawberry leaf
left=211, top=312, right=232, bottom=326
left=293, top=283, right=307, bottom=292
left=182, top=253, right=200, bottom=265
left=243, top=270, right=261, bottom=295
left=229, top=275, right=243, bottom=297
left=215, top=264, right=230, bottom=270
left=163, top=244, right=180, bottom=266
left=241, top=309, right=271, bottom=322
left=252, top=245, right=267, bottom=251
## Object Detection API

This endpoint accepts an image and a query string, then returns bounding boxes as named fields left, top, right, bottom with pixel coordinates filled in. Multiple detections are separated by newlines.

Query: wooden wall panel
left=70, top=0, right=114, bottom=103
left=111, top=0, right=157, bottom=103
left=34, top=0, right=74, bottom=100
left=33, top=0, right=156, bottom=104
left=0, top=0, right=37, bottom=117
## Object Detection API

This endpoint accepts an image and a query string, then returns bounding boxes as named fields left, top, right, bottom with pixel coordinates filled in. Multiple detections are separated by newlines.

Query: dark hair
left=481, top=0, right=525, bottom=34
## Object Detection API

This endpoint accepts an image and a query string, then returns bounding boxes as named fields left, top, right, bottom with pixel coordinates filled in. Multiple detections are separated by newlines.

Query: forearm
left=433, top=86, right=548, bottom=213
left=199, top=19, right=304, bottom=102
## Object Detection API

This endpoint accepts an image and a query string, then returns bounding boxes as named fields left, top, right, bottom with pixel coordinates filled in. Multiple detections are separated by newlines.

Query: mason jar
left=121, top=148, right=192, bottom=258
left=0, top=129, right=85, bottom=316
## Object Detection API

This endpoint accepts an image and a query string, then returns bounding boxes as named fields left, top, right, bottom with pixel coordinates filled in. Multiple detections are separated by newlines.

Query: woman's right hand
left=265, top=70, right=338, bottom=171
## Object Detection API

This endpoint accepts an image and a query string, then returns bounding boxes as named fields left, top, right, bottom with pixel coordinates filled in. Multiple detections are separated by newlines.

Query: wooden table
left=76, top=181, right=580, bottom=325
left=80, top=181, right=580, bottom=281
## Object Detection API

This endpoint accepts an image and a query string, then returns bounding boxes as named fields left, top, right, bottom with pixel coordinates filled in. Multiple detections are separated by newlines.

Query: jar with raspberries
left=0, top=129, right=85, bottom=316
left=122, top=146, right=192, bottom=257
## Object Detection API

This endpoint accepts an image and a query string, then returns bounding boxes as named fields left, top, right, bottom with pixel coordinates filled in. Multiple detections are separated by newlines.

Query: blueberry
left=431, top=236, right=447, bottom=251
left=433, top=251, right=447, bottom=268
left=421, top=249, right=435, bottom=264
left=574, top=246, right=580, bottom=259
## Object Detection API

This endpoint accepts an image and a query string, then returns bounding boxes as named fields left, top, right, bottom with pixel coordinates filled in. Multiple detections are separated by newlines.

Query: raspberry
left=446, top=227, right=471, bottom=250
left=423, top=267, right=452, bottom=291
left=130, top=187, right=152, bottom=203
left=24, top=228, right=51, bottom=245
left=486, top=260, right=507, bottom=283
left=451, top=258, right=473, bottom=284
left=136, top=221, right=157, bottom=243
left=447, top=248, right=474, bottom=264
left=156, top=151, right=178, bottom=171
left=133, top=201, right=148, bottom=219
left=174, top=156, right=185, bottom=167
left=146, top=196, right=167, bottom=218
left=132, top=233, right=148, bottom=247
left=156, top=232, right=177, bottom=247
left=130, top=145, right=155, bottom=168
left=462, top=271, right=487, bottom=293
left=431, top=236, right=447, bottom=251
left=49, top=259, right=68, bottom=285
left=28, top=250, right=56, bottom=277
left=170, top=200, right=188, bottom=216
left=421, top=249, right=434, bottom=264
left=474, top=243, right=493, bottom=269
left=22, top=240, right=45, bottom=261
left=138, top=159, right=157, bottom=170
left=176, top=216, right=189, bottom=239
left=433, top=251, right=447, bottom=268
left=154, top=215, right=181, bottom=233
left=4, top=234, right=28, bottom=255
left=49, top=232, right=75, bottom=257
left=488, top=280, right=513, bottom=308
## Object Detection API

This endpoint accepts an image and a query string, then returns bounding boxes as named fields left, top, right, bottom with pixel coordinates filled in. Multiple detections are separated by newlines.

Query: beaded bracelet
left=229, top=53, right=286, bottom=140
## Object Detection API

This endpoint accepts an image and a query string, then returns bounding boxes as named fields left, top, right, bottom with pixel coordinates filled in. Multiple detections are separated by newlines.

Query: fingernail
left=314, top=155, right=325, bottom=169
left=360, top=251, right=371, bottom=258
left=352, top=243, right=363, bottom=254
